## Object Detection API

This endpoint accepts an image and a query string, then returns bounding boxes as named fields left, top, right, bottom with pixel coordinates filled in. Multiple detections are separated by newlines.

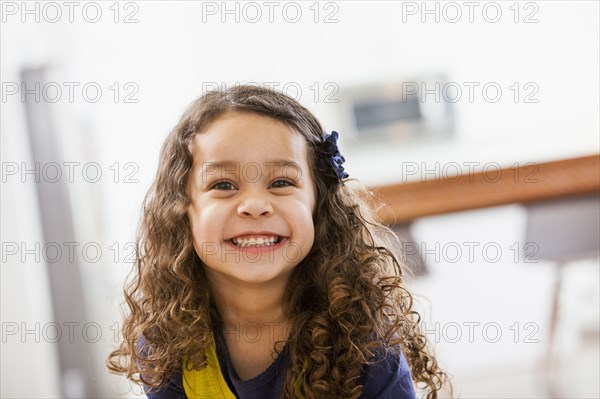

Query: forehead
left=189, top=112, right=310, bottom=167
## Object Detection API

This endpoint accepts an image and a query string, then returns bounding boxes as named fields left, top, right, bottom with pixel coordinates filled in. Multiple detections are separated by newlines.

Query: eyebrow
left=197, top=159, right=301, bottom=180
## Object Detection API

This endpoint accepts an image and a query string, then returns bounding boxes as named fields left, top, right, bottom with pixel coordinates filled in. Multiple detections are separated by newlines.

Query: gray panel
left=391, top=223, right=428, bottom=276
left=21, top=68, right=97, bottom=398
left=524, top=194, right=600, bottom=262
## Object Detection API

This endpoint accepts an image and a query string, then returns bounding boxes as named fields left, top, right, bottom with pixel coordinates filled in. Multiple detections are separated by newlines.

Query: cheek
left=187, top=206, right=200, bottom=235
left=300, top=218, right=315, bottom=263
left=187, top=210, right=203, bottom=256
left=188, top=212, right=218, bottom=265
left=187, top=205, right=211, bottom=246
left=299, top=206, right=316, bottom=244
left=188, top=203, right=228, bottom=246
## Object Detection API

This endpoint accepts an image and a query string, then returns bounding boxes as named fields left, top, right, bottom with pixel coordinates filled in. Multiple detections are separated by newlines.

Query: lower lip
left=224, top=237, right=289, bottom=253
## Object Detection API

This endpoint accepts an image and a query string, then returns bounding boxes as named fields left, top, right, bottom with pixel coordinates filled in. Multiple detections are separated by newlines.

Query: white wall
left=2, top=1, right=598, bottom=397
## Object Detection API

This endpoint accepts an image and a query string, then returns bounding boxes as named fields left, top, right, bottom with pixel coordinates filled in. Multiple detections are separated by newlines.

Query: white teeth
left=231, top=235, right=280, bottom=247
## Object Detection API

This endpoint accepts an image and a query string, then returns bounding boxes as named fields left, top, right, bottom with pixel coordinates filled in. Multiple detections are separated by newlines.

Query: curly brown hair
left=106, top=84, right=452, bottom=398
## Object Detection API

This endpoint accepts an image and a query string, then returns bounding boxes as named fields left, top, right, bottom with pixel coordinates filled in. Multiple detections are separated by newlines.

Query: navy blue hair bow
left=322, top=131, right=349, bottom=180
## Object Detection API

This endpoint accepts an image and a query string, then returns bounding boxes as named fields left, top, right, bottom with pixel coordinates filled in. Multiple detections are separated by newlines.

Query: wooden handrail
left=369, top=154, right=600, bottom=225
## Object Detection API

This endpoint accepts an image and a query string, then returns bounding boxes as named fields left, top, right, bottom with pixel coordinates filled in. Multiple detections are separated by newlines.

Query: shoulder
left=360, top=346, right=416, bottom=399
left=143, top=372, right=186, bottom=399
left=135, top=336, right=187, bottom=399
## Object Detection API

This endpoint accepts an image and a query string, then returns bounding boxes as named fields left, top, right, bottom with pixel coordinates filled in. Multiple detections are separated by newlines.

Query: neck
left=206, top=272, right=291, bottom=329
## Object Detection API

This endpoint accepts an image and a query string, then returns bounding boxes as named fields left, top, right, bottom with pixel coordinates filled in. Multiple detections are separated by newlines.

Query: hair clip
left=322, top=131, right=349, bottom=180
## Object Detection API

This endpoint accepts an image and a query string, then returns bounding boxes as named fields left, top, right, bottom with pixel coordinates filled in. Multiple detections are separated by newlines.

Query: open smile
left=225, top=234, right=289, bottom=250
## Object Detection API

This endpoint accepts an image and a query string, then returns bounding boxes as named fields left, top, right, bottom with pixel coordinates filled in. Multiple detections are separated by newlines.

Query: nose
left=237, top=193, right=273, bottom=219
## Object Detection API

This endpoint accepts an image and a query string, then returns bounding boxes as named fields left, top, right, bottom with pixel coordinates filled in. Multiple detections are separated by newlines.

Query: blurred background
left=1, top=1, right=598, bottom=398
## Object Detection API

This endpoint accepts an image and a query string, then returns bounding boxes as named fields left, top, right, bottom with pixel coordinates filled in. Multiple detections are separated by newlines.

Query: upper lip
left=227, top=231, right=286, bottom=240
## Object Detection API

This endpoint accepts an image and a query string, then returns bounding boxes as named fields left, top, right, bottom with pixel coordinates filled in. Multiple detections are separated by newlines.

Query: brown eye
left=270, top=179, right=294, bottom=189
left=211, top=181, right=236, bottom=191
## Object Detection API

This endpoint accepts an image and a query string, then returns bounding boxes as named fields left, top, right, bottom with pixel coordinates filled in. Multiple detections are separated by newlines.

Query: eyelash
left=209, top=179, right=295, bottom=191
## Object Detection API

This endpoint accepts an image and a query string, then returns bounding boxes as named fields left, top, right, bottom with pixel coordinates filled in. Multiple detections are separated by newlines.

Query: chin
left=229, top=263, right=294, bottom=284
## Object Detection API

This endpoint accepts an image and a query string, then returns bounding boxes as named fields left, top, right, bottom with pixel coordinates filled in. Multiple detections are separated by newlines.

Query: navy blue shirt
left=143, top=332, right=416, bottom=399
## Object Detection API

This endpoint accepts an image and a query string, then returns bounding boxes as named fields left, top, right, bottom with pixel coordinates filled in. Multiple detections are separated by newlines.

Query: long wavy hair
left=107, top=85, right=452, bottom=398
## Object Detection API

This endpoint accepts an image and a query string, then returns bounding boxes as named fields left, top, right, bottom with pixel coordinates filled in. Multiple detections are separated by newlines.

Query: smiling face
left=186, top=111, right=316, bottom=287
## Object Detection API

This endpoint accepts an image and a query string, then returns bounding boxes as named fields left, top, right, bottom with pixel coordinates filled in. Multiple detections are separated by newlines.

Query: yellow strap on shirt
left=182, top=335, right=236, bottom=399
left=293, top=359, right=308, bottom=399
left=182, top=333, right=307, bottom=399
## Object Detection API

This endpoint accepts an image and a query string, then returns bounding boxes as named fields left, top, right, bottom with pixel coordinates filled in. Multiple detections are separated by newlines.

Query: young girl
left=107, top=85, right=451, bottom=398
